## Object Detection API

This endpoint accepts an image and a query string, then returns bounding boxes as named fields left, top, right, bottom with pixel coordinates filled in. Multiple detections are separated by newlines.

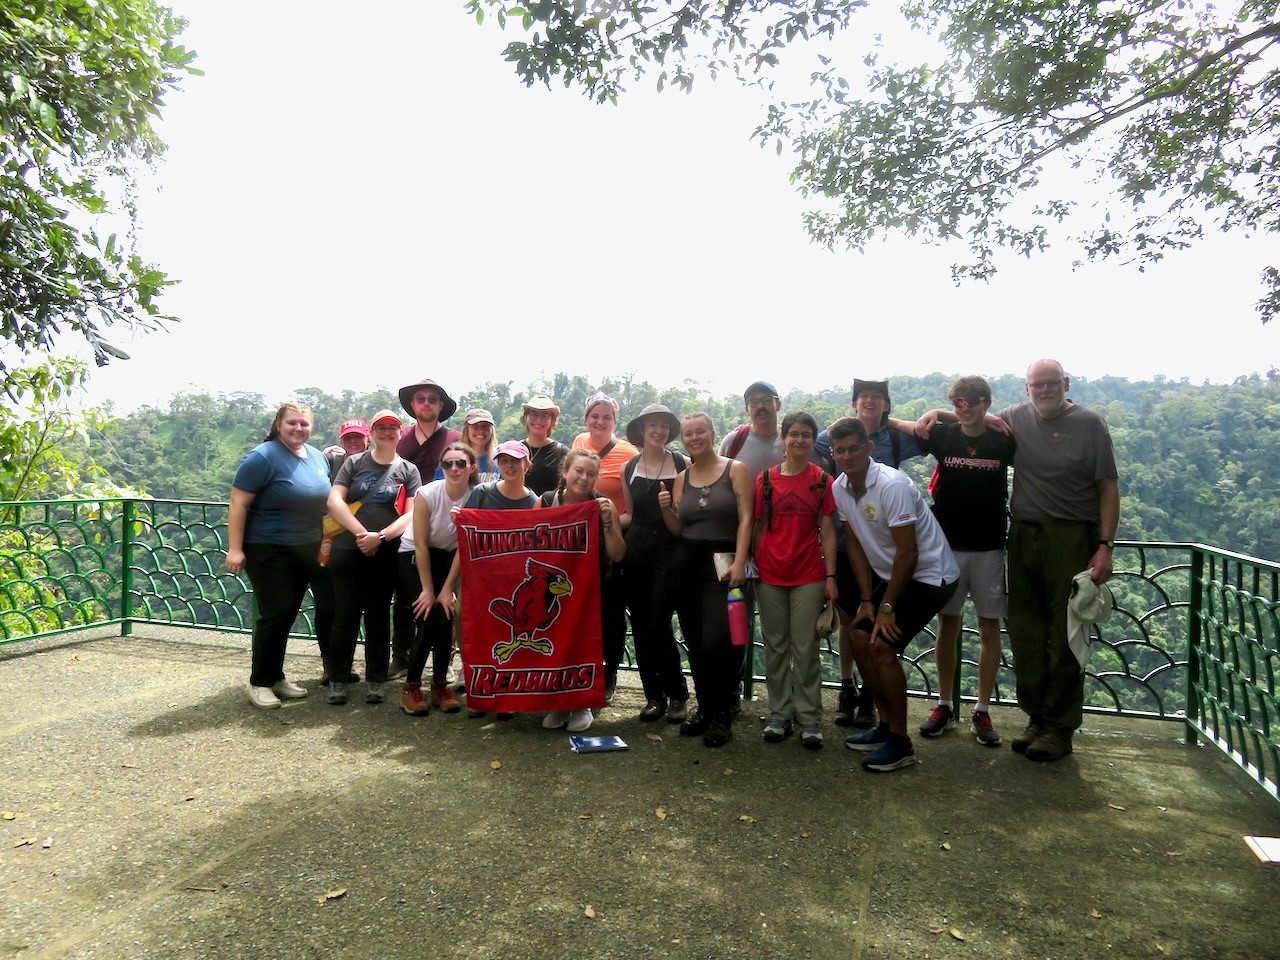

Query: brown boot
left=431, top=682, right=461, bottom=714
left=1025, top=728, right=1073, bottom=762
left=401, top=682, right=430, bottom=716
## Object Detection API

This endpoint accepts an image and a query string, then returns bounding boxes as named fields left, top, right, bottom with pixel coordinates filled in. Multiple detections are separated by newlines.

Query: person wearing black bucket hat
left=389, top=377, right=461, bottom=677
left=621, top=404, right=691, bottom=723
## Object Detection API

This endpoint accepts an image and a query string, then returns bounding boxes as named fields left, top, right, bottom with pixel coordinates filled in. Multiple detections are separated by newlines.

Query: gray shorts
left=940, top=549, right=1007, bottom=619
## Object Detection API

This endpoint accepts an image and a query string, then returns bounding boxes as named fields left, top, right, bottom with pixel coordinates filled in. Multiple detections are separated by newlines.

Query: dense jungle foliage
left=90, top=369, right=1280, bottom=560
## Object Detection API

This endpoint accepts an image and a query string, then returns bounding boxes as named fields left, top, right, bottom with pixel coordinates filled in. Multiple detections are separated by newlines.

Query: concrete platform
left=2, top=626, right=1278, bottom=960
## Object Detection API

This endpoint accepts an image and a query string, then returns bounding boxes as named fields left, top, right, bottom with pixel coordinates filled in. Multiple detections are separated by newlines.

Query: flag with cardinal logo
left=456, top=500, right=604, bottom=713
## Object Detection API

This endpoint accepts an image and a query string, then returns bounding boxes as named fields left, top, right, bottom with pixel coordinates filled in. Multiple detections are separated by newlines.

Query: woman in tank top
left=398, top=441, right=476, bottom=717
left=658, top=412, right=755, bottom=748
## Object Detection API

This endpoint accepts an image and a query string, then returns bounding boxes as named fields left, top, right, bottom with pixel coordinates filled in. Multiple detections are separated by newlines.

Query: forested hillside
left=91, top=370, right=1280, bottom=559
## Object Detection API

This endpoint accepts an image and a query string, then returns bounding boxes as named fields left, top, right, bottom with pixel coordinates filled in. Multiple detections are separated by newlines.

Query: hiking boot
left=247, top=685, right=281, bottom=709
left=467, top=708, right=487, bottom=719
left=703, top=713, right=732, bottom=748
left=365, top=682, right=386, bottom=705
left=853, top=689, right=877, bottom=729
left=667, top=700, right=689, bottom=724
left=327, top=681, right=348, bottom=706
left=845, top=723, right=889, bottom=752
left=833, top=687, right=859, bottom=727
left=801, top=723, right=824, bottom=750
left=1011, top=720, right=1041, bottom=754
left=971, top=710, right=1002, bottom=747
left=271, top=679, right=308, bottom=700
left=431, top=683, right=461, bottom=713
left=542, top=710, right=570, bottom=730
left=387, top=658, right=409, bottom=680
left=567, top=709, right=594, bottom=732
left=919, top=704, right=956, bottom=738
left=1026, top=728, right=1073, bottom=762
left=680, top=709, right=710, bottom=737
left=862, top=734, right=917, bottom=772
left=401, top=683, right=430, bottom=716
left=762, top=719, right=793, bottom=743
left=639, top=700, right=667, bottom=722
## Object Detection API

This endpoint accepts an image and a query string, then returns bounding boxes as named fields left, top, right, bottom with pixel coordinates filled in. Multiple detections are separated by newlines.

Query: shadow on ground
left=1, top=627, right=1277, bottom=959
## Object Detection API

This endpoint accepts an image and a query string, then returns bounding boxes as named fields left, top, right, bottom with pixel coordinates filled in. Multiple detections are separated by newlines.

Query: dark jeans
left=623, top=555, right=689, bottom=703
left=244, top=541, right=319, bottom=688
left=400, top=548, right=455, bottom=686
left=602, top=567, right=626, bottom=681
left=669, top=538, right=743, bottom=718
left=328, top=539, right=400, bottom=683
left=1007, top=519, right=1095, bottom=732
left=309, top=563, right=334, bottom=661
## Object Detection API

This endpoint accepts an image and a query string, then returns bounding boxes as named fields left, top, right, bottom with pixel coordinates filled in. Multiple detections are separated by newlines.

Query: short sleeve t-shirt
left=922, top=423, right=1015, bottom=552
left=331, top=453, right=421, bottom=552
left=233, top=440, right=332, bottom=546
left=753, top=463, right=836, bottom=587
left=996, top=401, right=1118, bottom=525
left=833, top=462, right=958, bottom=586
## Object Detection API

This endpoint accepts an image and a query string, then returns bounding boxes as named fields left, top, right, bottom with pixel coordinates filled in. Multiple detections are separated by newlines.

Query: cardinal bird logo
left=488, top=558, right=574, bottom=663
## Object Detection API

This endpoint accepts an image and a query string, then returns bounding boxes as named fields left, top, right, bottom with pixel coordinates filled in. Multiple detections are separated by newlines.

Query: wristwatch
left=1100, top=539, right=1115, bottom=549
left=880, top=602, right=895, bottom=615
left=378, top=532, right=386, bottom=543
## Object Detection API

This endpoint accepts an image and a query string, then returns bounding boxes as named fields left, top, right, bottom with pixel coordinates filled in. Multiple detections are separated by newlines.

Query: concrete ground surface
left=1, top=626, right=1278, bottom=960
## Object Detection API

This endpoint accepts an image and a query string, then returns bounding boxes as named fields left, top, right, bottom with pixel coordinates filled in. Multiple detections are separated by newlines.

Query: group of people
left=226, top=359, right=1119, bottom=773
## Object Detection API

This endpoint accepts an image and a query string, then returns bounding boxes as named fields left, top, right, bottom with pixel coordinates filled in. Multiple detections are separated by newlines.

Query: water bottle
left=727, top=588, right=749, bottom=647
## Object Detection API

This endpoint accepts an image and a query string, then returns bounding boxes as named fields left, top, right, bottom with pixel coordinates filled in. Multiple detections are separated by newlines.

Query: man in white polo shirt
left=828, top=417, right=958, bottom=772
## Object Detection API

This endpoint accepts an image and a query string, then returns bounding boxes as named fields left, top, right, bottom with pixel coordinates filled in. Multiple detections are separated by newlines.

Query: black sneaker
left=919, top=704, right=956, bottom=738
left=833, top=687, right=858, bottom=727
left=387, top=658, right=409, bottom=680
left=862, top=734, right=917, bottom=772
left=852, top=690, right=877, bottom=729
left=845, top=723, right=889, bottom=752
left=680, top=709, right=711, bottom=737
left=703, top=714, right=732, bottom=748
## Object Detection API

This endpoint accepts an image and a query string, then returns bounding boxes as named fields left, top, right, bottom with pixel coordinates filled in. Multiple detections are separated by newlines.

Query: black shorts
left=850, top=575, right=958, bottom=654
left=833, top=550, right=861, bottom=619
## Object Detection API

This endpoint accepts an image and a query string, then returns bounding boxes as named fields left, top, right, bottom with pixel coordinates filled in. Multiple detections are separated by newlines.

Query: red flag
left=456, top=500, right=604, bottom=712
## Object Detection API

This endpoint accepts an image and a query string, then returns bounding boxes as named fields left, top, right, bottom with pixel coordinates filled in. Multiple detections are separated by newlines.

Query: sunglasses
left=441, top=458, right=470, bottom=470
left=952, top=396, right=985, bottom=409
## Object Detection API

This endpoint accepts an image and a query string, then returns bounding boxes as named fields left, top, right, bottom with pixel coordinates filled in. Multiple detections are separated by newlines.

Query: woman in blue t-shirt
left=227, top=402, right=332, bottom=710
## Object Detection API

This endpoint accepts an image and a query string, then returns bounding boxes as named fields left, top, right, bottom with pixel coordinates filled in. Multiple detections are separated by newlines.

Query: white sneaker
left=247, top=685, right=281, bottom=709
left=542, top=710, right=570, bottom=730
left=567, top=709, right=594, bottom=732
left=271, top=679, right=308, bottom=700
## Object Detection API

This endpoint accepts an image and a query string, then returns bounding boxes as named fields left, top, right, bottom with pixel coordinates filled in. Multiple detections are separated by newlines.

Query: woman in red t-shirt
left=753, top=411, right=838, bottom=751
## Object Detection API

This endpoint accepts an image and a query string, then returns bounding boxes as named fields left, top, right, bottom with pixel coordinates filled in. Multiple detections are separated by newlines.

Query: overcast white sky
left=82, top=0, right=1278, bottom=413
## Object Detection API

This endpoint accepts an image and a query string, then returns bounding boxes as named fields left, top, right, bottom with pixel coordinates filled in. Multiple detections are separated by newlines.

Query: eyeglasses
left=414, top=394, right=442, bottom=405
left=951, top=396, right=985, bottom=409
left=746, top=397, right=776, bottom=409
left=698, top=486, right=711, bottom=509
left=372, top=424, right=400, bottom=432
left=1027, top=379, right=1063, bottom=391
left=441, top=458, right=469, bottom=470
left=526, top=411, right=552, bottom=420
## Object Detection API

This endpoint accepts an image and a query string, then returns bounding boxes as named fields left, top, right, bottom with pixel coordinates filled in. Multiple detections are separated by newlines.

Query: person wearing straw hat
left=520, top=395, right=569, bottom=496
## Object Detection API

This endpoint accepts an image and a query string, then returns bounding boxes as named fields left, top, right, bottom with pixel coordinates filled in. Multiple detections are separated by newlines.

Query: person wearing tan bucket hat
left=389, top=377, right=461, bottom=678
left=519, top=395, right=569, bottom=496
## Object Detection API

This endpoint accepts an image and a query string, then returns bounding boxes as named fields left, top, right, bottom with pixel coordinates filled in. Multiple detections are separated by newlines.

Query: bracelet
left=825, top=574, right=836, bottom=580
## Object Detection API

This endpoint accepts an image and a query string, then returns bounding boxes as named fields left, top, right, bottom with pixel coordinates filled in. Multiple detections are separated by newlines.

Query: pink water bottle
left=727, top=588, right=749, bottom=647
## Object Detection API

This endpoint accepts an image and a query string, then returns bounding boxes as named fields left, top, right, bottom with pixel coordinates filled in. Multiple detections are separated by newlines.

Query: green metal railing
left=0, top=499, right=1275, bottom=799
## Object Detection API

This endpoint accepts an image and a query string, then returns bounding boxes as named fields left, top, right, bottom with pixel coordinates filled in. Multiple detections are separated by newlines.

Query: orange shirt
left=571, top=433, right=639, bottom=514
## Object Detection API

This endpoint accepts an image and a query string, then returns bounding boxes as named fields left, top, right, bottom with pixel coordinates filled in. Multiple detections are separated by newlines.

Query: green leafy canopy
left=467, top=0, right=1280, bottom=321
left=0, top=0, right=199, bottom=389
